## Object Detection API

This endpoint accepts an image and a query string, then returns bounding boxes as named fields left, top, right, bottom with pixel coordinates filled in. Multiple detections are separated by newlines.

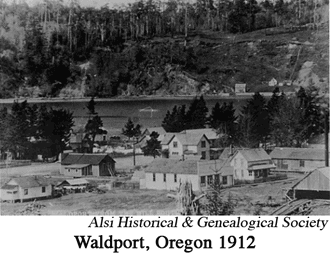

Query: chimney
left=229, top=144, right=233, bottom=157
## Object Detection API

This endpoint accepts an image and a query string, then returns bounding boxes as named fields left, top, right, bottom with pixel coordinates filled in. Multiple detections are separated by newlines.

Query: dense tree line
left=162, top=87, right=327, bottom=148
left=0, top=101, right=74, bottom=160
left=0, top=0, right=327, bottom=98
left=162, top=95, right=208, bottom=132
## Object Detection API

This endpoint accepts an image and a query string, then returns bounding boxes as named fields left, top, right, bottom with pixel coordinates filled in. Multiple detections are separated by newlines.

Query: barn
left=60, top=153, right=116, bottom=177
left=292, top=167, right=330, bottom=199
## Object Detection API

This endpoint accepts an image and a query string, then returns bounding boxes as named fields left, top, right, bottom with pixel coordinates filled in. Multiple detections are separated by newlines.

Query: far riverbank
left=0, top=92, right=284, bottom=104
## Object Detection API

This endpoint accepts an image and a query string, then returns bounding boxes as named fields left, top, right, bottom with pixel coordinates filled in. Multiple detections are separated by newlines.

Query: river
left=0, top=96, right=254, bottom=135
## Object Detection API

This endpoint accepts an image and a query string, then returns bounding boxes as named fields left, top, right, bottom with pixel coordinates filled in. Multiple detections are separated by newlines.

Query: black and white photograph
left=0, top=0, right=329, bottom=216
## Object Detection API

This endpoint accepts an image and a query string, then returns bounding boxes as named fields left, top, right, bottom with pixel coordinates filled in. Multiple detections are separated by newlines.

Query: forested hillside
left=0, top=0, right=328, bottom=98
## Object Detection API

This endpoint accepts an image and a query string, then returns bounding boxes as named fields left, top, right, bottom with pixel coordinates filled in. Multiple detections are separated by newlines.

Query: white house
left=229, top=148, right=275, bottom=182
left=180, top=128, right=219, bottom=147
left=144, top=158, right=234, bottom=192
left=1, top=176, right=53, bottom=202
left=161, top=132, right=210, bottom=160
left=268, top=78, right=278, bottom=87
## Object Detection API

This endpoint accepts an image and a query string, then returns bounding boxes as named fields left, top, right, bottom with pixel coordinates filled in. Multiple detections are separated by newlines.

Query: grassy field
left=3, top=173, right=328, bottom=216
left=0, top=189, right=177, bottom=215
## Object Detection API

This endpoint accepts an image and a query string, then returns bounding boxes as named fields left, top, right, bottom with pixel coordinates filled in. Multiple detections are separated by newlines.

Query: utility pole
left=325, top=110, right=329, bottom=167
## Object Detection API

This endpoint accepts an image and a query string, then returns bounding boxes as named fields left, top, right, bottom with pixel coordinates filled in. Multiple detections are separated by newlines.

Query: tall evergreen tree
left=84, top=97, right=106, bottom=153
left=237, top=93, right=269, bottom=148
left=142, top=131, right=162, bottom=158
left=122, top=118, right=141, bottom=140
left=186, top=95, right=208, bottom=129
left=162, top=105, right=186, bottom=132
left=209, top=102, right=222, bottom=129
left=270, top=95, right=306, bottom=147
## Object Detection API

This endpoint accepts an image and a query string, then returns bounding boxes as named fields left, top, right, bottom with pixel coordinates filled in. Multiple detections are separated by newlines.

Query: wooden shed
left=292, top=167, right=330, bottom=199
left=61, top=153, right=116, bottom=177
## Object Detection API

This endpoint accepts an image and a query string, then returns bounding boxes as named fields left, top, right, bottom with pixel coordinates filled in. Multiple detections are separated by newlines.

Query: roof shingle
left=61, top=153, right=115, bottom=165
left=270, top=147, right=327, bottom=161
left=145, top=158, right=233, bottom=176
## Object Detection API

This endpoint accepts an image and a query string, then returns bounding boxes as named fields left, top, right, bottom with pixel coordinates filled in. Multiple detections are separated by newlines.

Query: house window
left=174, top=174, right=177, bottom=183
left=280, top=160, right=288, bottom=169
left=103, top=135, right=106, bottom=141
left=234, top=159, right=237, bottom=166
left=222, top=176, right=227, bottom=185
left=214, top=174, right=220, bottom=183
left=42, top=187, right=46, bottom=193
left=240, top=159, right=244, bottom=167
left=24, top=189, right=28, bottom=195
left=153, top=173, right=156, bottom=182
left=201, top=141, right=206, bottom=148
left=300, top=160, right=305, bottom=167
left=68, top=169, right=70, bottom=172
left=173, top=141, right=178, bottom=148
left=201, top=151, right=206, bottom=160
left=207, top=175, right=213, bottom=185
left=163, top=173, right=166, bottom=182
left=172, top=152, right=179, bottom=155
left=201, top=176, right=206, bottom=187
left=249, top=171, right=252, bottom=176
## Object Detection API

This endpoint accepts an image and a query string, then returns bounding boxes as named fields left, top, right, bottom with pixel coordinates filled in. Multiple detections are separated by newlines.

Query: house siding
left=64, top=166, right=92, bottom=177
left=197, top=136, right=210, bottom=160
left=168, top=136, right=184, bottom=158
left=230, top=153, right=254, bottom=181
left=1, top=181, right=52, bottom=202
left=230, top=151, right=272, bottom=182
left=145, top=172, right=199, bottom=191
left=273, top=159, right=325, bottom=172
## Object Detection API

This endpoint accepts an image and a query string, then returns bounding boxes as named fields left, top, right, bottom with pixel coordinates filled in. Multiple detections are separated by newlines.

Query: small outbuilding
left=235, top=83, right=246, bottom=93
left=57, top=179, right=90, bottom=192
left=270, top=147, right=329, bottom=173
left=291, top=167, right=330, bottom=199
left=60, top=153, right=116, bottom=177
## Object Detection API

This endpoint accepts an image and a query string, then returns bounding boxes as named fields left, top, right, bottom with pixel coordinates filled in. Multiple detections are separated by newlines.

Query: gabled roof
left=61, top=153, right=115, bottom=165
left=1, top=184, right=18, bottom=190
left=145, top=158, right=233, bottom=176
left=176, top=133, right=209, bottom=146
left=58, top=179, right=89, bottom=186
left=69, top=132, right=85, bottom=144
left=161, top=133, right=176, bottom=145
left=237, top=148, right=271, bottom=162
left=180, top=128, right=219, bottom=140
left=270, top=147, right=327, bottom=161
left=291, top=167, right=330, bottom=191
left=162, top=130, right=213, bottom=146
left=143, top=127, right=166, bottom=135
left=165, top=133, right=209, bottom=146
left=220, top=147, right=239, bottom=159
left=2, top=176, right=51, bottom=189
